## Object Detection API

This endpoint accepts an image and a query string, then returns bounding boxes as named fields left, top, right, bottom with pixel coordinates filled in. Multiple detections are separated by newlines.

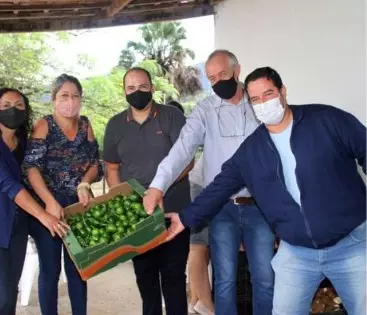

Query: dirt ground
left=16, top=181, right=148, bottom=315
left=16, top=261, right=146, bottom=315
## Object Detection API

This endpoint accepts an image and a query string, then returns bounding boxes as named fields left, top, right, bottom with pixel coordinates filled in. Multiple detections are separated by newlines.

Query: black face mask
left=0, top=107, right=27, bottom=130
left=126, top=90, right=152, bottom=110
left=212, top=75, right=238, bottom=100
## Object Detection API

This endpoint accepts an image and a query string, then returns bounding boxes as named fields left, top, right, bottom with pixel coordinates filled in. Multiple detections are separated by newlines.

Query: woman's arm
left=15, top=189, right=68, bottom=237
left=24, top=119, right=64, bottom=219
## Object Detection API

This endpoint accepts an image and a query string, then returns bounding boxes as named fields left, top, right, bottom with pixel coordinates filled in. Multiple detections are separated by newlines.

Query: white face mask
left=253, top=96, right=285, bottom=125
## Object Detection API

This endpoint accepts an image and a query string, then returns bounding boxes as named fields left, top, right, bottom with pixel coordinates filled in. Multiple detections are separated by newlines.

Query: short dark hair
left=123, top=67, right=153, bottom=89
left=0, top=87, right=33, bottom=140
left=244, top=67, right=283, bottom=95
left=51, top=74, right=83, bottom=100
left=167, top=100, right=184, bottom=114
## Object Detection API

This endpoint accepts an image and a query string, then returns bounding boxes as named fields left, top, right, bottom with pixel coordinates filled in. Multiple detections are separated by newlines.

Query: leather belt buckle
left=233, top=198, right=241, bottom=205
left=233, top=197, right=254, bottom=206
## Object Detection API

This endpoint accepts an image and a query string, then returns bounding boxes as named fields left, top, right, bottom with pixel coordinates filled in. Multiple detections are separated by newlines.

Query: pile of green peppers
left=67, top=192, right=149, bottom=248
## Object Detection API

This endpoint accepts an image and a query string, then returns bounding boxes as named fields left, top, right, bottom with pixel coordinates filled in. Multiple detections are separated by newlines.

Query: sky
left=55, top=15, right=215, bottom=78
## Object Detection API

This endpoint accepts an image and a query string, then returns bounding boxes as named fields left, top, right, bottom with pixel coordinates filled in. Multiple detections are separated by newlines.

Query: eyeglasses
left=216, top=100, right=247, bottom=138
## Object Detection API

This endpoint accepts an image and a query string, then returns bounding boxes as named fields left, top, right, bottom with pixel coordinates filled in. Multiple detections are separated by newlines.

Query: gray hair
left=51, top=74, right=83, bottom=100
left=206, top=49, right=239, bottom=67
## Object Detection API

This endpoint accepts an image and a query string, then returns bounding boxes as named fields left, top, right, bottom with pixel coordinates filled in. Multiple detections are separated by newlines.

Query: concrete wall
left=214, top=0, right=366, bottom=121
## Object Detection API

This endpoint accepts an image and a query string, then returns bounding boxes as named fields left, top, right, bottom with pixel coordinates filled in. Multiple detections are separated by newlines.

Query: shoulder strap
left=42, top=115, right=53, bottom=142
left=79, top=115, right=89, bottom=140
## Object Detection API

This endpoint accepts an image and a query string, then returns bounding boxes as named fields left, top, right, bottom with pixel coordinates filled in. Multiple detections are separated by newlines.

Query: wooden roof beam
left=105, top=0, right=135, bottom=17
left=0, top=2, right=110, bottom=13
left=0, top=2, right=215, bottom=33
left=0, top=12, right=95, bottom=21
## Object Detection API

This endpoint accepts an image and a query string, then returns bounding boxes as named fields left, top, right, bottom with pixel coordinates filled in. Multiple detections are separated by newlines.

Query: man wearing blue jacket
left=165, top=67, right=366, bottom=315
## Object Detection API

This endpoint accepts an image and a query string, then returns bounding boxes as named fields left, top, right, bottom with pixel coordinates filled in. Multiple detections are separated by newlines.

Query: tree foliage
left=0, top=32, right=179, bottom=149
left=118, top=21, right=202, bottom=98
left=0, top=32, right=76, bottom=119
left=81, top=60, right=178, bottom=149
left=0, top=33, right=51, bottom=94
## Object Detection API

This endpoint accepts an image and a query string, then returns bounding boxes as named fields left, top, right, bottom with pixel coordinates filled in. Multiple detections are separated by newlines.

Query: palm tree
left=118, top=21, right=202, bottom=98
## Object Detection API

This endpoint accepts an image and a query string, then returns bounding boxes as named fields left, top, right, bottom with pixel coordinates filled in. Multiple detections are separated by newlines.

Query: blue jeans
left=0, top=211, right=28, bottom=315
left=272, top=221, right=366, bottom=315
left=29, top=195, right=87, bottom=315
left=210, top=201, right=275, bottom=315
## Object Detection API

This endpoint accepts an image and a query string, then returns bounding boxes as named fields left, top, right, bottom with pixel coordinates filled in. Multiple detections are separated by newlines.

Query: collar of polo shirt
left=126, top=101, right=159, bottom=123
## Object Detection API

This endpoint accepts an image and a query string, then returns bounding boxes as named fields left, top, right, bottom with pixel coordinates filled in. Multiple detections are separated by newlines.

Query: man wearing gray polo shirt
left=103, top=67, right=191, bottom=315
left=144, top=50, right=275, bottom=315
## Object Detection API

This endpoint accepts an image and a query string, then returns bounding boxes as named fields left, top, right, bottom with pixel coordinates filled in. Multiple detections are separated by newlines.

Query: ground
left=16, top=261, right=144, bottom=315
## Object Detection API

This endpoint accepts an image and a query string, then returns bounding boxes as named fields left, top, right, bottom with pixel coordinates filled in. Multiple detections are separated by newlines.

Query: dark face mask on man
left=0, top=107, right=27, bottom=130
left=126, top=90, right=153, bottom=110
left=212, top=75, right=238, bottom=100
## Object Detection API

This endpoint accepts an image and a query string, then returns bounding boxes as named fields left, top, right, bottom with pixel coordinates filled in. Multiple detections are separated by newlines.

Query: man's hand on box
left=164, top=212, right=185, bottom=241
left=143, top=188, right=164, bottom=215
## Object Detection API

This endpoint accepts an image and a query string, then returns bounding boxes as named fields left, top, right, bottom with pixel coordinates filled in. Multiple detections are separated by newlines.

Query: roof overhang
left=0, top=0, right=222, bottom=33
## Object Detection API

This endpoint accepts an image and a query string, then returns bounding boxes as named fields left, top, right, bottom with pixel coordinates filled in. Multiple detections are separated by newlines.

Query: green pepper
left=92, top=234, right=100, bottom=241
left=91, top=207, right=102, bottom=219
left=115, top=206, right=123, bottom=215
left=130, top=202, right=143, bottom=212
left=102, top=213, right=109, bottom=222
left=91, top=218, right=104, bottom=227
left=116, top=225, right=125, bottom=233
left=77, top=227, right=87, bottom=237
left=91, top=228, right=100, bottom=237
left=106, top=223, right=116, bottom=234
left=75, top=222, right=84, bottom=230
left=112, top=233, right=121, bottom=242
left=89, top=239, right=97, bottom=247
left=123, top=200, right=132, bottom=210
left=140, top=212, right=148, bottom=219
left=98, top=236, right=108, bottom=244
left=126, top=228, right=133, bottom=235
left=107, top=200, right=114, bottom=209
left=129, top=193, right=141, bottom=202
left=114, top=196, right=122, bottom=203
left=128, top=215, right=136, bottom=224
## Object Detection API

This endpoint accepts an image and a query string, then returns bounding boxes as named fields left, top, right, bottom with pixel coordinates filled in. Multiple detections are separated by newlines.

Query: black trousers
left=132, top=228, right=190, bottom=315
left=0, top=211, right=28, bottom=315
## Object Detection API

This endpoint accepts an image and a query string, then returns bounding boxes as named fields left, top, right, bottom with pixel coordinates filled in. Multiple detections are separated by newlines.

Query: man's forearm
left=179, top=154, right=246, bottom=228
left=150, top=107, right=205, bottom=193
left=106, top=169, right=120, bottom=188
left=150, top=148, right=196, bottom=193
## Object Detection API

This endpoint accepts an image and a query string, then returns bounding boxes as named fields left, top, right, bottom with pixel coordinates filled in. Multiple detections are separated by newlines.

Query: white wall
left=214, top=0, right=366, bottom=122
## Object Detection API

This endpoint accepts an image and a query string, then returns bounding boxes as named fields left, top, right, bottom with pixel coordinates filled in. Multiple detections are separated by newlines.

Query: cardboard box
left=62, top=179, right=167, bottom=281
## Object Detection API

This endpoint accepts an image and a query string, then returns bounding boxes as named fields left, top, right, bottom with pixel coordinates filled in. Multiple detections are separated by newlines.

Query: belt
left=232, top=197, right=255, bottom=205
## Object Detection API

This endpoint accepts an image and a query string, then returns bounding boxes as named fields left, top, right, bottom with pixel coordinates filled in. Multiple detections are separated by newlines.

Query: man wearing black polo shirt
left=103, top=67, right=192, bottom=315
